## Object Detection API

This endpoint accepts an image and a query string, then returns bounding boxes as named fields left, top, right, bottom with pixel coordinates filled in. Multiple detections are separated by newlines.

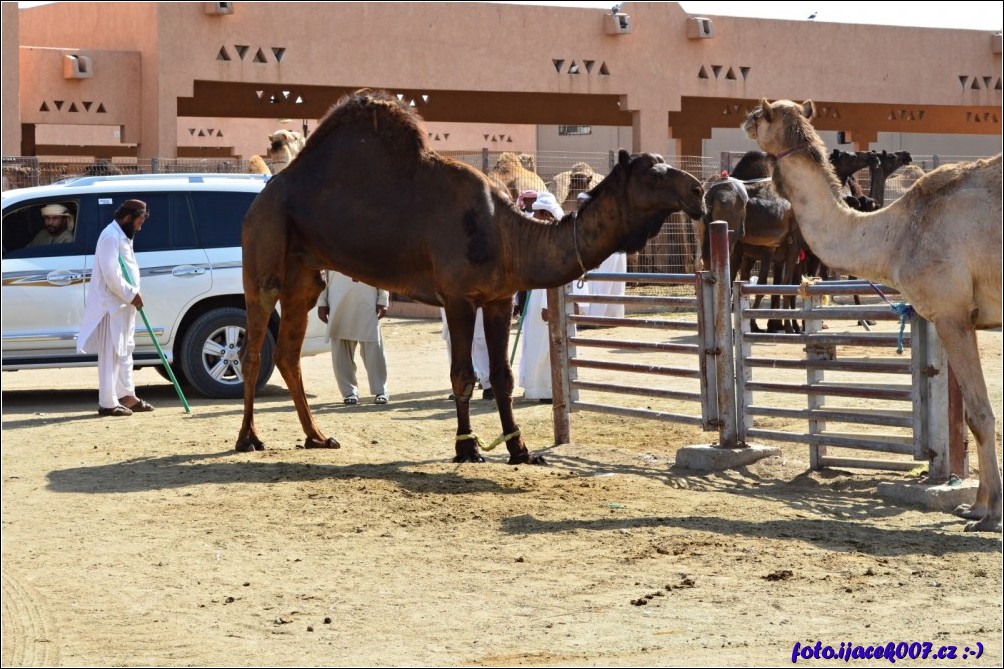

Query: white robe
left=518, top=284, right=583, bottom=400
left=317, top=270, right=389, bottom=342
left=586, top=252, right=627, bottom=318
left=440, top=308, right=491, bottom=389
left=78, top=221, right=139, bottom=356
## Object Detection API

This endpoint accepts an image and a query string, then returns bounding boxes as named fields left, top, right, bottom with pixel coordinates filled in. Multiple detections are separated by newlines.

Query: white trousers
left=95, top=315, right=135, bottom=409
left=332, top=339, right=388, bottom=398
left=440, top=308, right=491, bottom=389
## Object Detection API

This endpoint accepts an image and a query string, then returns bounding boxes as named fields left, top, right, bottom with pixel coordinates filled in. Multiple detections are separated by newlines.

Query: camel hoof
left=953, top=503, right=985, bottom=520
left=452, top=452, right=486, bottom=464
left=508, top=450, right=547, bottom=466
left=304, top=436, right=341, bottom=449
left=964, top=515, right=1002, bottom=533
left=235, top=436, right=265, bottom=452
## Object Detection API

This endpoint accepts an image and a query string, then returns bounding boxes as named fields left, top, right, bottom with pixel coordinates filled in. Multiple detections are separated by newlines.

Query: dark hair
left=115, top=199, right=147, bottom=221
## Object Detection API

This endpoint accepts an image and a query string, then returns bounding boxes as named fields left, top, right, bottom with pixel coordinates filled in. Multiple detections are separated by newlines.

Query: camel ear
left=618, top=149, right=631, bottom=169
left=800, top=100, right=816, bottom=120
left=759, top=98, right=772, bottom=121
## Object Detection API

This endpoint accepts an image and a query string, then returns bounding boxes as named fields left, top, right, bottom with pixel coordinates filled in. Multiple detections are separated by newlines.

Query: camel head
left=829, top=149, right=879, bottom=180
left=268, top=129, right=306, bottom=156
left=592, top=150, right=704, bottom=253
left=877, top=149, right=913, bottom=176
left=743, top=99, right=819, bottom=157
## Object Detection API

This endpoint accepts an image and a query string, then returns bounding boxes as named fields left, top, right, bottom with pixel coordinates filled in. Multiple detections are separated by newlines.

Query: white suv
left=1, top=173, right=328, bottom=398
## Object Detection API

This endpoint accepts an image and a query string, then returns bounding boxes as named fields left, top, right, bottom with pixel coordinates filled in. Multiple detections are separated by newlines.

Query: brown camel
left=488, top=151, right=549, bottom=201
left=868, top=149, right=913, bottom=207
left=237, top=91, right=705, bottom=464
left=744, top=98, right=1003, bottom=532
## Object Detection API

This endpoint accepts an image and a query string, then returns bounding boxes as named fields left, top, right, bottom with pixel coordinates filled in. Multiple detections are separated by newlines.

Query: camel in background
left=745, top=98, right=1002, bottom=532
left=487, top=152, right=548, bottom=201
left=552, top=162, right=605, bottom=212
left=237, top=91, right=706, bottom=465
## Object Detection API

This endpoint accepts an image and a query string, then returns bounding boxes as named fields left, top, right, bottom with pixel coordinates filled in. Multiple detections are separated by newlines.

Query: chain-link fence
left=3, top=151, right=992, bottom=275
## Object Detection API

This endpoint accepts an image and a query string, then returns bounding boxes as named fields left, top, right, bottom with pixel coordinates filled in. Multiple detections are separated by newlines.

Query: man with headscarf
left=77, top=199, right=155, bottom=416
left=30, top=203, right=75, bottom=246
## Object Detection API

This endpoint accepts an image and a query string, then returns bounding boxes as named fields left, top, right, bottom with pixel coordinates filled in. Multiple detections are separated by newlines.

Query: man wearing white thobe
left=77, top=200, right=154, bottom=416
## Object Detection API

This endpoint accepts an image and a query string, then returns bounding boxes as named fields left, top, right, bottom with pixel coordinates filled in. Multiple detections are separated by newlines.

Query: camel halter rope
left=774, top=143, right=810, bottom=161
left=867, top=281, right=915, bottom=354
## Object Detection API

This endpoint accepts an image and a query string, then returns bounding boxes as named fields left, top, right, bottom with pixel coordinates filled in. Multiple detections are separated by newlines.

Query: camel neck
left=504, top=212, right=610, bottom=289
left=775, top=155, right=896, bottom=283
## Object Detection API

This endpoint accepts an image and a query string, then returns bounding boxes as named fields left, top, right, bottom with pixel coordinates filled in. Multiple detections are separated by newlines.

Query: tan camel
left=266, top=129, right=305, bottom=173
left=744, top=98, right=1003, bottom=532
left=248, top=154, right=271, bottom=177
left=553, top=162, right=605, bottom=212
left=488, top=151, right=548, bottom=201
left=237, top=91, right=706, bottom=465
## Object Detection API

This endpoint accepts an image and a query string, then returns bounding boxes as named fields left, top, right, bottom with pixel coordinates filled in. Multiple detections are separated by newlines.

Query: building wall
left=6, top=2, right=1001, bottom=160
left=1, top=2, right=21, bottom=155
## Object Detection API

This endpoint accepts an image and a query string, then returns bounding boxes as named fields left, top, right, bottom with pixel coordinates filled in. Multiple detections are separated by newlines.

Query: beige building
left=2, top=1, right=1001, bottom=162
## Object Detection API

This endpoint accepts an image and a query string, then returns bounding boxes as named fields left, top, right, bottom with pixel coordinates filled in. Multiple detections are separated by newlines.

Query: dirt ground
left=2, top=316, right=1001, bottom=666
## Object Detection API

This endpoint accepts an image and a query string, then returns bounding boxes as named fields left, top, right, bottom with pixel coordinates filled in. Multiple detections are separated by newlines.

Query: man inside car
left=29, top=203, right=75, bottom=246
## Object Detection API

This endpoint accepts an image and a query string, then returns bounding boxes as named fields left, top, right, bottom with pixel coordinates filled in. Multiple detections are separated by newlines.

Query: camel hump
left=913, top=153, right=1002, bottom=198
left=302, top=90, right=428, bottom=163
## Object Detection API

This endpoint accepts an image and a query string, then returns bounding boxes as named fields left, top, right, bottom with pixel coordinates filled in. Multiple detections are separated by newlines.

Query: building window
left=558, top=125, right=592, bottom=136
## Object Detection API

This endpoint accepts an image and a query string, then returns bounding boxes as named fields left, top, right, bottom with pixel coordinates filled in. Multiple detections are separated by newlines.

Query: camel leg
left=236, top=276, right=277, bottom=452
left=443, top=300, right=482, bottom=463
left=275, top=264, right=339, bottom=450
left=482, top=299, right=543, bottom=465
left=935, top=319, right=1002, bottom=532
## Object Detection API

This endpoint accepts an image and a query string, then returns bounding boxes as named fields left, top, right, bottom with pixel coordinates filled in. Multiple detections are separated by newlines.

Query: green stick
left=117, top=256, right=191, bottom=413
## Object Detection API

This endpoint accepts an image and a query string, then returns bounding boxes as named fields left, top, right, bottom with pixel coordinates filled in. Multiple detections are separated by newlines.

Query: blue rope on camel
left=869, top=282, right=915, bottom=354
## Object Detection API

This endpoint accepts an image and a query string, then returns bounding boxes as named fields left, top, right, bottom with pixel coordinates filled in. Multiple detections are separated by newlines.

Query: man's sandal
left=98, top=405, right=133, bottom=417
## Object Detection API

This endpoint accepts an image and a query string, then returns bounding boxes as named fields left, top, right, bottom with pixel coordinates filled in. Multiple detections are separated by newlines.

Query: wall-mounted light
left=993, top=32, right=1002, bottom=55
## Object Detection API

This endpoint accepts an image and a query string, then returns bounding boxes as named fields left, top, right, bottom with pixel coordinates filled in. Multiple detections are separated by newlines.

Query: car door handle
left=46, top=270, right=84, bottom=285
left=172, top=266, right=207, bottom=277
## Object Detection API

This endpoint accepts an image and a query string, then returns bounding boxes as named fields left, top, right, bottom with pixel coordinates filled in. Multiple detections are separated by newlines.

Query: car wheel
left=179, top=307, right=275, bottom=399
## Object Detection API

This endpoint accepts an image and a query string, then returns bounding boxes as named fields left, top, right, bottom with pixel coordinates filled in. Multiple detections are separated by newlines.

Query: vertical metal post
left=709, top=221, right=738, bottom=448
left=733, top=284, right=752, bottom=444
left=697, top=270, right=718, bottom=430
left=548, top=285, right=571, bottom=446
left=912, top=315, right=951, bottom=482
left=481, top=148, right=490, bottom=174
left=805, top=293, right=827, bottom=469
left=608, top=150, right=615, bottom=173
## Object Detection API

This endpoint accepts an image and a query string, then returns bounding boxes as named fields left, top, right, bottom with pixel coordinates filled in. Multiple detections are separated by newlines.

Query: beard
left=120, top=220, right=137, bottom=239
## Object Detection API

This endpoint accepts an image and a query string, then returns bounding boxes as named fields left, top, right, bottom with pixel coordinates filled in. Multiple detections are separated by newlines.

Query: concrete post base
left=674, top=443, right=781, bottom=471
left=876, top=479, right=978, bottom=513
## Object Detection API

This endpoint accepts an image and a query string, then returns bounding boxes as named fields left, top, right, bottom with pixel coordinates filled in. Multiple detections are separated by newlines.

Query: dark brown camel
left=828, top=149, right=879, bottom=200
left=695, top=152, right=802, bottom=332
left=868, top=150, right=912, bottom=206
left=237, top=91, right=705, bottom=463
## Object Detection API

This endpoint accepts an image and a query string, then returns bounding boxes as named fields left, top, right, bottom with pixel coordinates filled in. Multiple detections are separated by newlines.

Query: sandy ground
left=2, top=316, right=1001, bottom=666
